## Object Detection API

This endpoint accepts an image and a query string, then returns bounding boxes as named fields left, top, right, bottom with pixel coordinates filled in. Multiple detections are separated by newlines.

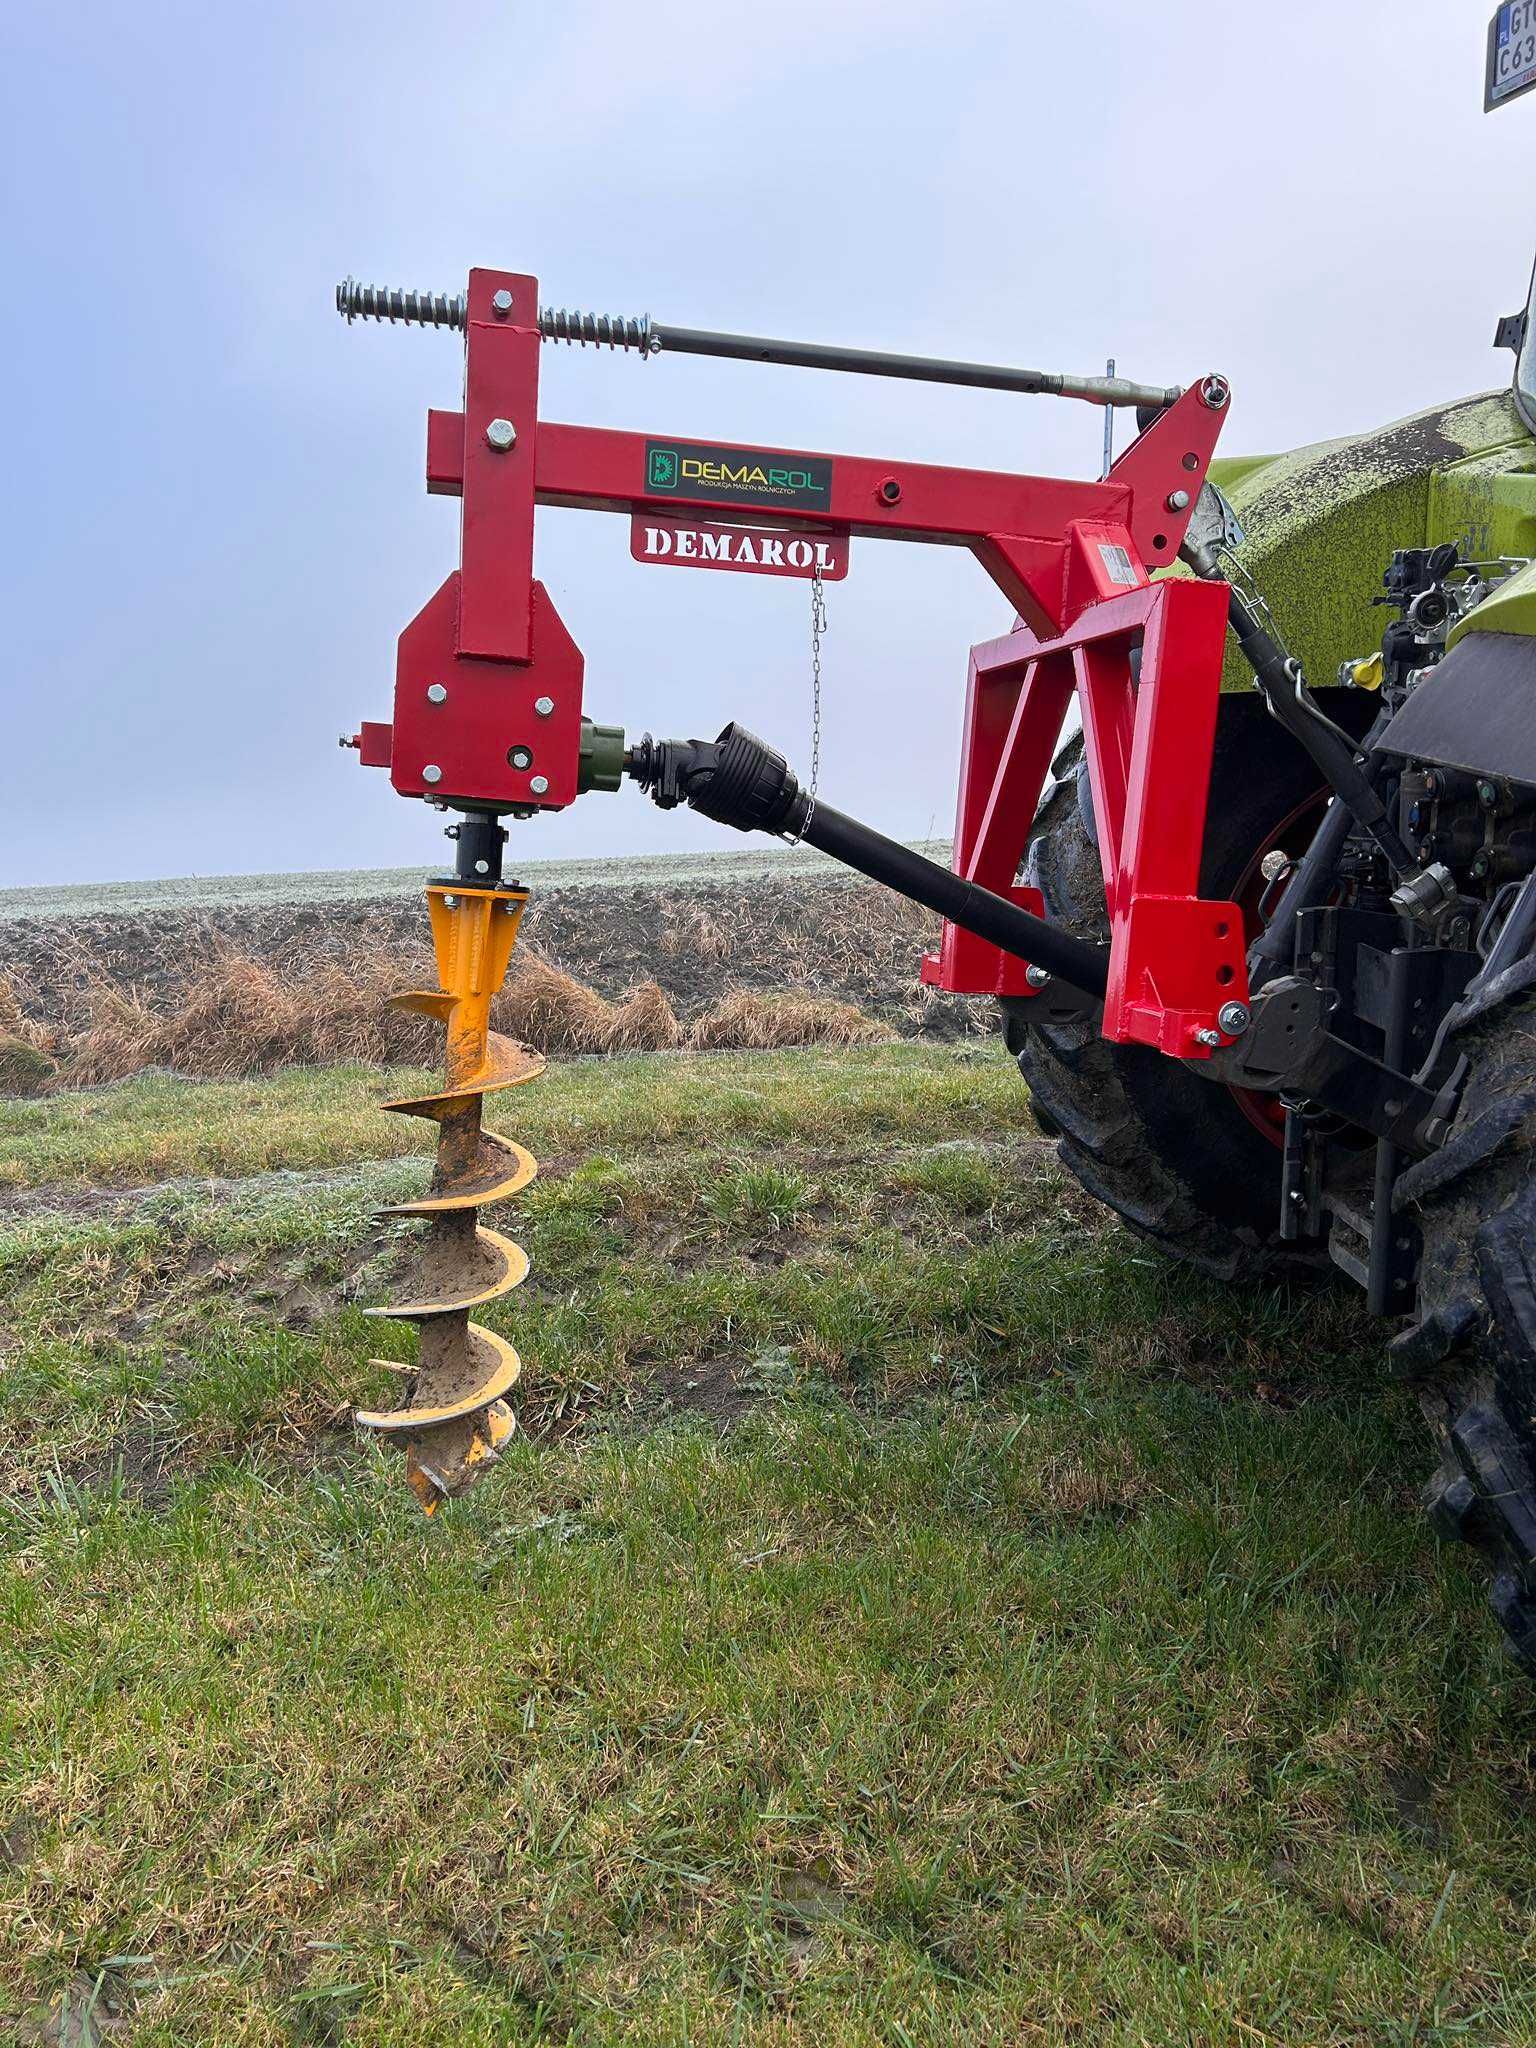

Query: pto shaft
left=336, top=277, right=1180, bottom=410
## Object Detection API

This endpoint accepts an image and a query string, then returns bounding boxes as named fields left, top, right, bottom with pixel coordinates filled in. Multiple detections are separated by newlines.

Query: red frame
left=351, top=266, right=1249, bottom=1056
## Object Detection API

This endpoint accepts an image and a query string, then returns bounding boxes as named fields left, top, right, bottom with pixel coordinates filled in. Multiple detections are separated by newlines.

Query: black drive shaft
left=624, top=724, right=1110, bottom=1000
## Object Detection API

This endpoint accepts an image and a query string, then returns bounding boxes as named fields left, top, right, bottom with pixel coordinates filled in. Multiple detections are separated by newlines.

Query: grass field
left=3, top=1042, right=1536, bottom=2044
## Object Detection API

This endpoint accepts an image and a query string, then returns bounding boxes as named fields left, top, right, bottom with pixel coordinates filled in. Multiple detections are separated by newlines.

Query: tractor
left=330, top=236, right=1536, bottom=1670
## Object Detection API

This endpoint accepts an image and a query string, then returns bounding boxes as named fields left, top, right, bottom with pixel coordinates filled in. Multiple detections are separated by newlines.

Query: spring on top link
left=335, top=279, right=654, bottom=353
left=537, top=307, right=655, bottom=353
left=335, top=278, right=467, bottom=330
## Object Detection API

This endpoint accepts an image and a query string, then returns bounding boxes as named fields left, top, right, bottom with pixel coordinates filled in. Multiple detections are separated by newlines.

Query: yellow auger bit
left=355, top=879, right=542, bottom=1512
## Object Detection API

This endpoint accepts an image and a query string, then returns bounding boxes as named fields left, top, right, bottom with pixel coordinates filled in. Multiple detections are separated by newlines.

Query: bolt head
left=1259, top=849, right=1289, bottom=881
left=1193, top=1026, right=1222, bottom=1048
left=485, top=417, right=517, bottom=451
left=534, top=695, right=555, bottom=717
left=1217, top=1000, right=1251, bottom=1036
left=508, top=745, right=534, bottom=771
left=422, top=764, right=442, bottom=785
left=1024, top=963, right=1052, bottom=989
left=426, top=683, right=448, bottom=705
left=491, top=289, right=515, bottom=316
left=443, top=893, right=457, bottom=908
left=1165, top=488, right=1191, bottom=512
left=529, top=774, right=550, bottom=796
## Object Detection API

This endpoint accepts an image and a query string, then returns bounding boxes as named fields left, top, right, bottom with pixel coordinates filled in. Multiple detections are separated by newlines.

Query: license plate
left=1487, top=0, right=1536, bottom=107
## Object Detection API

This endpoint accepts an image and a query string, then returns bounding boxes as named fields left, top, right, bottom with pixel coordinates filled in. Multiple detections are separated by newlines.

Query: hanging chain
left=790, top=559, right=827, bottom=844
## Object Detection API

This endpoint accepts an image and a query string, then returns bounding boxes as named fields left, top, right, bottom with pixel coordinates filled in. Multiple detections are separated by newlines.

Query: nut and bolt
left=1165, top=488, right=1191, bottom=512
left=1024, top=964, right=1052, bottom=989
left=442, top=894, right=457, bottom=908
left=1478, top=779, right=1499, bottom=806
left=485, top=417, right=517, bottom=451
left=422, top=764, right=443, bottom=785
left=529, top=775, right=550, bottom=795
left=508, top=745, right=534, bottom=771
left=534, top=695, right=555, bottom=717
left=1192, top=1026, right=1222, bottom=1048
left=1259, top=849, right=1289, bottom=881
left=426, top=683, right=448, bottom=705
left=1217, top=1000, right=1251, bottom=1036
left=491, top=289, right=515, bottom=316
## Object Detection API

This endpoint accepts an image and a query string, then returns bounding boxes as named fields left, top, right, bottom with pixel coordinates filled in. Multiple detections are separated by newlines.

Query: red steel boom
left=344, top=266, right=1249, bottom=1059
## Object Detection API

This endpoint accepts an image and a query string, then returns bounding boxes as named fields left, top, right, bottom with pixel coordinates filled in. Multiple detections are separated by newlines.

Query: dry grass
left=495, top=953, right=682, bottom=1053
left=688, top=988, right=895, bottom=1051
left=20, top=941, right=895, bottom=1088
left=0, top=974, right=59, bottom=1095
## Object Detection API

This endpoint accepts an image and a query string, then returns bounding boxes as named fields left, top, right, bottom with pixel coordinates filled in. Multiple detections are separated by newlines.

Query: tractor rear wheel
left=1400, top=973, right=1536, bottom=1671
left=1000, top=701, right=1352, bottom=1281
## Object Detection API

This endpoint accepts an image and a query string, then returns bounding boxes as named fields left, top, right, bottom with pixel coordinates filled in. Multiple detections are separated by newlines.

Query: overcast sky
left=2, top=0, right=1531, bottom=887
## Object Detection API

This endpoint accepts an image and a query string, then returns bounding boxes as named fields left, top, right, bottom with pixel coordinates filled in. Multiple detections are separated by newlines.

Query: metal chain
left=788, top=559, right=827, bottom=843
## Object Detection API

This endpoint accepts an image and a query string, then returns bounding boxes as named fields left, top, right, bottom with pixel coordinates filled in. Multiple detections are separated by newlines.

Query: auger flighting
left=355, top=815, right=543, bottom=1512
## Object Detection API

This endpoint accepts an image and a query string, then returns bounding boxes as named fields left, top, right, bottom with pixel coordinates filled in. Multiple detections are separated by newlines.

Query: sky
left=1, top=0, right=1532, bottom=888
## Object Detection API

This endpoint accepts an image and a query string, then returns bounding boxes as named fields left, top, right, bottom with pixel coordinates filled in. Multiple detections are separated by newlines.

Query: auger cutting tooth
left=354, top=881, right=542, bottom=1510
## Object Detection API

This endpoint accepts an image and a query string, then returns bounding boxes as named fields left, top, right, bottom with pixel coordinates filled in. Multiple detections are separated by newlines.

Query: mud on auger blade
left=354, top=882, right=542, bottom=1512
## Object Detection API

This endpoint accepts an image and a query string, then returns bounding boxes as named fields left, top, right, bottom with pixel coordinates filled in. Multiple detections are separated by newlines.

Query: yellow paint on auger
left=355, top=883, right=542, bottom=1512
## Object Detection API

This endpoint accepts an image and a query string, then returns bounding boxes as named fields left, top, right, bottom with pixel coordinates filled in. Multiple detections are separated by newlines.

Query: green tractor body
left=1210, top=388, right=1536, bottom=694
left=1009, top=263, right=1536, bottom=1668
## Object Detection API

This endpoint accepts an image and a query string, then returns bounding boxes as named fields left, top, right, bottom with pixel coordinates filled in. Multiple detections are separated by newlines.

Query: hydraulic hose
left=1222, top=587, right=1414, bottom=881
left=624, top=724, right=1110, bottom=1000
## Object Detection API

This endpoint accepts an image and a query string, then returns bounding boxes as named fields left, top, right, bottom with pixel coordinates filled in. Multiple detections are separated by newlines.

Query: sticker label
left=1097, top=541, right=1141, bottom=587
left=644, top=439, right=833, bottom=512
left=631, top=517, right=849, bottom=581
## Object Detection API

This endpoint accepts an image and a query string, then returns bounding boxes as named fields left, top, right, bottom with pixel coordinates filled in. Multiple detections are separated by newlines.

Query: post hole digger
left=334, top=251, right=1536, bottom=1674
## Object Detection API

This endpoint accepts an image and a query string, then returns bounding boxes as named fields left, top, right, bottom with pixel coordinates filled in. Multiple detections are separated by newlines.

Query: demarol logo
left=644, top=439, right=832, bottom=512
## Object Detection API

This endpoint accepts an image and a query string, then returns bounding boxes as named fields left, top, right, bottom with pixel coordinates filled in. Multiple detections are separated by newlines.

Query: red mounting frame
left=351, top=266, right=1250, bottom=1057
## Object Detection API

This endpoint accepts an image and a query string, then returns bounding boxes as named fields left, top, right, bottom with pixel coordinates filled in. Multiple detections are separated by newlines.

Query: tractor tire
left=1000, top=698, right=1364, bottom=1282
left=1396, top=965, right=1536, bottom=1671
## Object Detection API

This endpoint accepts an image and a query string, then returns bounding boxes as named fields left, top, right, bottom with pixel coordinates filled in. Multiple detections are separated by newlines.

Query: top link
left=333, top=275, right=1185, bottom=409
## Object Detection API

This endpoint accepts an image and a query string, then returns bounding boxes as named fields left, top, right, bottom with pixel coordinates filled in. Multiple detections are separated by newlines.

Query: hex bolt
left=530, top=775, right=550, bottom=795
left=1192, top=1026, right=1222, bottom=1048
left=1217, top=1000, right=1251, bottom=1036
left=1165, top=489, right=1191, bottom=512
left=485, top=417, right=517, bottom=452
left=422, top=764, right=443, bottom=785
left=491, top=289, right=515, bottom=316
left=1024, top=964, right=1052, bottom=989
left=443, top=894, right=458, bottom=909
left=426, top=683, right=448, bottom=705
left=508, top=745, right=534, bottom=771
left=534, top=695, right=555, bottom=717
